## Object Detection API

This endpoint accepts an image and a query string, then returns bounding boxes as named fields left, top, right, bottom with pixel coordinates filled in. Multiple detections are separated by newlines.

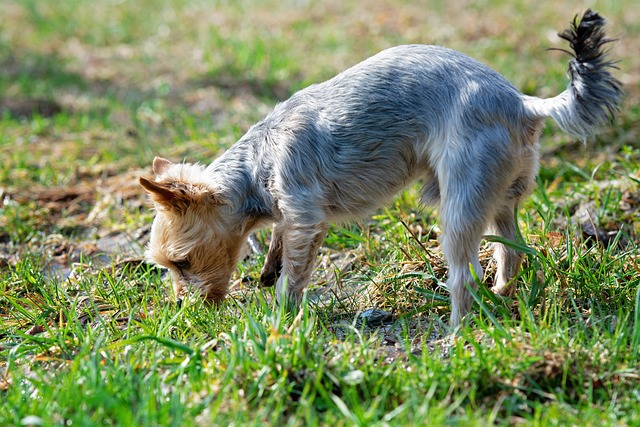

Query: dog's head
left=139, top=157, right=246, bottom=303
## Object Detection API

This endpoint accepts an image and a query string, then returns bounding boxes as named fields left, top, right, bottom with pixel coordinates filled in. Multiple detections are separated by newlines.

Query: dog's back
left=255, top=45, right=534, bottom=222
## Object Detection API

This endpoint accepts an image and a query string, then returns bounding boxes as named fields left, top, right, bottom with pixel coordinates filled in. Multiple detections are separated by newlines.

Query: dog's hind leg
left=489, top=144, right=538, bottom=296
left=260, top=222, right=284, bottom=287
left=275, top=223, right=329, bottom=305
left=436, top=132, right=517, bottom=327
left=439, top=207, right=486, bottom=329
left=488, top=200, right=524, bottom=296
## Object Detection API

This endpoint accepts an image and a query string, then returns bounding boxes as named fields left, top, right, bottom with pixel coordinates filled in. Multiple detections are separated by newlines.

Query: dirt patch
left=1, top=167, right=151, bottom=278
left=0, top=98, right=62, bottom=119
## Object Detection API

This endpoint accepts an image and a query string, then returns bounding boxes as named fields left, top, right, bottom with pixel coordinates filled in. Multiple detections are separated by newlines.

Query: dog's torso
left=207, top=45, right=537, bottom=226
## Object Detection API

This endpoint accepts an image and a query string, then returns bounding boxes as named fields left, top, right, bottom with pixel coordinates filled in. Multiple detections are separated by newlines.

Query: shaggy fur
left=140, top=10, right=621, bottom=327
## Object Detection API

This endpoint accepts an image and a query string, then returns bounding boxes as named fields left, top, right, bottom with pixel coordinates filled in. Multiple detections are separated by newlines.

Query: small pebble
left=358, top=308, right=393, bottom=326
left=21, top=415, right=43, bottom=427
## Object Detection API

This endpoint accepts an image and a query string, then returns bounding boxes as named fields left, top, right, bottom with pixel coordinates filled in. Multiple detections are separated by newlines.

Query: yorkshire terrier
left=140, top=10, right=621, bottom=327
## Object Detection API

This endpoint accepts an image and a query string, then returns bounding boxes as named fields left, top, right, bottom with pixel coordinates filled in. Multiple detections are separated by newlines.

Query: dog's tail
left=523, top=10, right=622, bottom=140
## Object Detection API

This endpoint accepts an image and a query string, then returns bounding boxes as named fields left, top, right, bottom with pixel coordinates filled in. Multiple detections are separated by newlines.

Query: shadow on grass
left=0, top=43, right=87, bottom=118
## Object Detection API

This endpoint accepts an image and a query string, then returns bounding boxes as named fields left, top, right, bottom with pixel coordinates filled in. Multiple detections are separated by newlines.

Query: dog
left=139, top=10, right=621, bottom=327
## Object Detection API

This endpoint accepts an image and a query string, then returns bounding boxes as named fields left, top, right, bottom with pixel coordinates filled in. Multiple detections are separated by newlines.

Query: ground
left=1, top=1, right=639, bottom=425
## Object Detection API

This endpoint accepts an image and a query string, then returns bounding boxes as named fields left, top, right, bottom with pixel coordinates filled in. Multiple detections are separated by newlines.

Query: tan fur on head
left=139, top=157, right=227, bottom=215
left=139, top=158, right=247, bottom=303
left=139, top=177, right=224, bottom=214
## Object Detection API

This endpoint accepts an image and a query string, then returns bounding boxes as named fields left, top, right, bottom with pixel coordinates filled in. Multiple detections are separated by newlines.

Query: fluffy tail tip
left=558, top=9, right=623, bottom=133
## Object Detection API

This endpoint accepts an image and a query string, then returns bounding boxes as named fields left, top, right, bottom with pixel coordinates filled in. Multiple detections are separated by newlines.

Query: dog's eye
left=174, top=260, right=190, bottom=271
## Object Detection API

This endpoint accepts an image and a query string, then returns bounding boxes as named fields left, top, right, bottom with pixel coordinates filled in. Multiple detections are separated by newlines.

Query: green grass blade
left=467, top=264, right=509, bottom=338
left=632, top=283, right=640, bottom=355
left=483, top=234, right=537, bottom=255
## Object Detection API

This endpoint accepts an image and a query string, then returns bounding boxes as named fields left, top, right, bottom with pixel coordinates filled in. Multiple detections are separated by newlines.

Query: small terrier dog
left=140, top=10, right=621, bottom=327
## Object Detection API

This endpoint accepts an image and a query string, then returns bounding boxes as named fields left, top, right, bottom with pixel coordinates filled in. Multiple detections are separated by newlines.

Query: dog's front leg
left=260, top=223, right=284, bottom=287
left=275, top=223, right=328, bottom=305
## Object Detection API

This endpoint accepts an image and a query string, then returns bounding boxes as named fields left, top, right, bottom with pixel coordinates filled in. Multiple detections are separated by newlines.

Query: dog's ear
left=152, top=157, right=173, bottom=175
left=139, top=177, right=176, bottom=208
left=139, top=177, right=224, bottom=214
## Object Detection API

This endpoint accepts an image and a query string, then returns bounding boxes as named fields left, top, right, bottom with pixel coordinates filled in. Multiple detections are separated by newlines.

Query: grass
left=1, top=0, right=639, bottom=425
